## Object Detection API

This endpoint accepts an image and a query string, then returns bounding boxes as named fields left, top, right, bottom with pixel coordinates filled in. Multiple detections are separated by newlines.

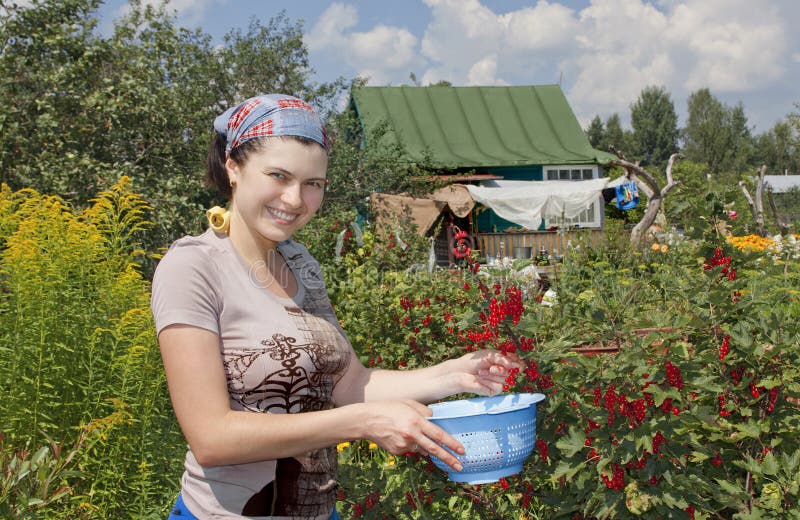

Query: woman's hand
left=360, top=399, right=465, bottom=471
left=451, top=349, right=523, bottom=397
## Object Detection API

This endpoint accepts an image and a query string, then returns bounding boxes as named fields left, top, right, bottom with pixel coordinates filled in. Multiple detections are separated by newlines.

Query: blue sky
left=93, top=0, right=800, bottom=133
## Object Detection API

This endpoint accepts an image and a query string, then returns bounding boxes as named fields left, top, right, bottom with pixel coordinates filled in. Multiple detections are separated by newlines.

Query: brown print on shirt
left=223, top=304, right=349, bottom=518
left=224, top=330, right=346, bottom=414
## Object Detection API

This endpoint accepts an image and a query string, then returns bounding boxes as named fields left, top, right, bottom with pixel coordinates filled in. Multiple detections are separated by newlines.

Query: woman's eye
left=305, top=181, right=324, bottom=190
left=268, top=172, right=287, bottom=180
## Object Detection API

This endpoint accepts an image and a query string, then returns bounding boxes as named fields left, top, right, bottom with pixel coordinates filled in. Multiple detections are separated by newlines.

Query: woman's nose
left=281, top=182, right=303, bottom=207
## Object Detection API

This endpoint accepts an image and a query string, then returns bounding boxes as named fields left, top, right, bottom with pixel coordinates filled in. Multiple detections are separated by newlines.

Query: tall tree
left=727, top=103, right=754, bottom=173
left=755, top=120, right=800, bottom=175
left=585, top=115, right=605, bottom=149
left=630, top=86, right=679, bottom=168
left=682, top=88, right=755, bottom=175
left=0, top=0, right=345, bottom=254
left=604, top=113, right=629, bottom=153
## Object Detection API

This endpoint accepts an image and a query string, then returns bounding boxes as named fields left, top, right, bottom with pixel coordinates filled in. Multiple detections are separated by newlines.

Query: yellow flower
left=660, top=244, right=669, bottom=253
left=651, top=243, right=660, bottom=251
left=726, top=234, right=776, bottom=253
left=368, top=442, right=378, bottom=450
left=385, top=455, right=396, bottom=467
left=336, top=442, right=351, bottom=452
left=206, top=206, right=230, bottom=233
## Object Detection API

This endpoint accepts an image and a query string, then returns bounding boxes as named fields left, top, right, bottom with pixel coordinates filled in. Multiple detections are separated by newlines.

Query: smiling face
left=226, top=137, right=328, bottom=257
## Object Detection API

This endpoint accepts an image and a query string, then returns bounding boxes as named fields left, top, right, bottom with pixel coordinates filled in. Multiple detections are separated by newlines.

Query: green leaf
left=691, top=451, right=710, bottom=463
left=758, top=378, right=782, bottom=390
left=734, top=420, right=767, bottom=440
left=715, top=478, right=748, bottom=498
left=781, top=451, right=800, bottom=474
left=761, top=450, right=779, bottom=476
left=661, top=491, right=688, bottom=508
left=733, top=456, right=762, bottom=475
left=551, top=460, right=586, bottom=483
left=448, top=496, right=459, bottom=510
left=556, top=429, right=586, bottom=458
left=690, top=375, right=724, bottom=393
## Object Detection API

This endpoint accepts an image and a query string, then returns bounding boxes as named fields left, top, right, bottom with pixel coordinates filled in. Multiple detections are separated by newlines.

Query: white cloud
left=304, top=0, right=796, bottom=130
left=115, top=0, right=217, bottom=27
left=504, top=1, right=578, bottom=50
left=670, top=0, right=786, bottom=91
left=307, top=3, right=422, bottom=84
left=467, top=55, right=507, bottom=85
left=305, top=2, right=358, bottom=51
left=564, top=0, right=675, bottom=121
left=350, top=25, right=418, bottom=70
left=420, top=0, right=505, bottom=78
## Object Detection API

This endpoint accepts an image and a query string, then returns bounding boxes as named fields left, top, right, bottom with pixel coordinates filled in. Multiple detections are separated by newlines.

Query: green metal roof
left=351, top=85, right=616, bottom=169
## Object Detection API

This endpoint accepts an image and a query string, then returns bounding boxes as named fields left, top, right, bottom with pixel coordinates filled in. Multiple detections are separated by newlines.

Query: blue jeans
left=168, top=493, right=340, bottom=519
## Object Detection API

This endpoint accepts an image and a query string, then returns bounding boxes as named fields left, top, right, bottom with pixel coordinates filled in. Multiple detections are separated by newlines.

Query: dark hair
left=205, top=134, right=326, bottom=200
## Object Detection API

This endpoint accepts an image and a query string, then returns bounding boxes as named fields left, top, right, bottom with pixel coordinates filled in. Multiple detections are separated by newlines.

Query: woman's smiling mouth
left=267, top=207, right=298, bottom=223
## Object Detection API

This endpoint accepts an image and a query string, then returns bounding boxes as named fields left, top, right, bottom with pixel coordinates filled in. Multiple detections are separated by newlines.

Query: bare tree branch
left=767, top=188, right=791, bottom=236
left=609, top=147, right=682, bottom=247
left=739, top=165, right=768, bottom=237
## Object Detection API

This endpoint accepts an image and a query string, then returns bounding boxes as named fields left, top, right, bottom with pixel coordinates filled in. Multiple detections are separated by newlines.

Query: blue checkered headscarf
left=213, top=94, right=328, bottom=154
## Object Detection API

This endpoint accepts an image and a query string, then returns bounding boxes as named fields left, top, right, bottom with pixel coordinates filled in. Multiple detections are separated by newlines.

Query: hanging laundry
left=614, top=181, right=639, bottom=210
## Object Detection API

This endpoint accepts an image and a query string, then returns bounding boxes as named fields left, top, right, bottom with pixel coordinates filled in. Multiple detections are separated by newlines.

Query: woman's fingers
left=418, top=423, right=464, bottom=471
left=395, top=400, right=465, bottom=471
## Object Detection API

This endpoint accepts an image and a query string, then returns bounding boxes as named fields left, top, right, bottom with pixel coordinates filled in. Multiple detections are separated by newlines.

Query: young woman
left=151, top=94, right=520, bottom=519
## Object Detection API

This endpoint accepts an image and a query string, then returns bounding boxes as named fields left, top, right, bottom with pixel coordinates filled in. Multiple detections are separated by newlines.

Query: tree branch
left=739, top=166, right=768, bottom=237
left=767, top=188, right=791, bottom=236
left=608, top=147, right=682, bottom=247
left=609, top=146, right=660, bottom=196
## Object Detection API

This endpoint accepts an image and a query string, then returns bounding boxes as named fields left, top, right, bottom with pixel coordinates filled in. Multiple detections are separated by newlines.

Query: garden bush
left=0, top=178, right=183, bottom=518
left=332, top=209, right=800, bottom=519
left=2, top=181, right=799, bottom=519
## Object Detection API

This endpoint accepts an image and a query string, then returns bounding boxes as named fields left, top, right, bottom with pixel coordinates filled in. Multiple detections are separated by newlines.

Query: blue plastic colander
left=427, top=393, right=545, bottom=485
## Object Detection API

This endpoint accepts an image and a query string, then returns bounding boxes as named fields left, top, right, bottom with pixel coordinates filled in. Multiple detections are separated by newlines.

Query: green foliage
left=0, top=430, right=84, bottom=517
left=331, top=204, right=800, bottom=519
left=605, top=114, right=631, bottom=154
left=586, top=116, right=605, bottom=149
left=324, top=90, right=443, bottom=215
left=0, top=179, right=183, bottom=518
left=0, top=0, right=346, bottom=261
left=754, top=119, right=800, bottom=176
left=683, top=88, right=755, bottom=175
left=630, top=86, right=679, bottom=168
left=586, top=113, right=631, bottom=155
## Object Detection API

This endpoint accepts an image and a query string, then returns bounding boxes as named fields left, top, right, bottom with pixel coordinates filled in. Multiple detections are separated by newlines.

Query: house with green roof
left=350, top=85, right=616, bottom=260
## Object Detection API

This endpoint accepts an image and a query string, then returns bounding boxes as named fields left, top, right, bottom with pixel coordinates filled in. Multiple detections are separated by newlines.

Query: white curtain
left=466, top=178, right=610, bottom=230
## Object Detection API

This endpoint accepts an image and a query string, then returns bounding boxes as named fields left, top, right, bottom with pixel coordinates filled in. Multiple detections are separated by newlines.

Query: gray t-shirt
left=151, top=229, right=351, bottom=519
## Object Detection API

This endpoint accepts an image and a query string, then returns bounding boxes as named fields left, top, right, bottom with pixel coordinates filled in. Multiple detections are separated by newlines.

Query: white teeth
left=268, top=207, right=297, bottom=222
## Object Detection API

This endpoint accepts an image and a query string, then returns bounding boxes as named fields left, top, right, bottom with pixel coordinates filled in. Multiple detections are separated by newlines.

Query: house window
left=543, top=165, right=603, bottom=228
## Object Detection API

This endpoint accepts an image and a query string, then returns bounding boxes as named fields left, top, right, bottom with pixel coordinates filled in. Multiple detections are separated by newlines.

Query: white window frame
left=542, top=165, right=603, bottom=229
